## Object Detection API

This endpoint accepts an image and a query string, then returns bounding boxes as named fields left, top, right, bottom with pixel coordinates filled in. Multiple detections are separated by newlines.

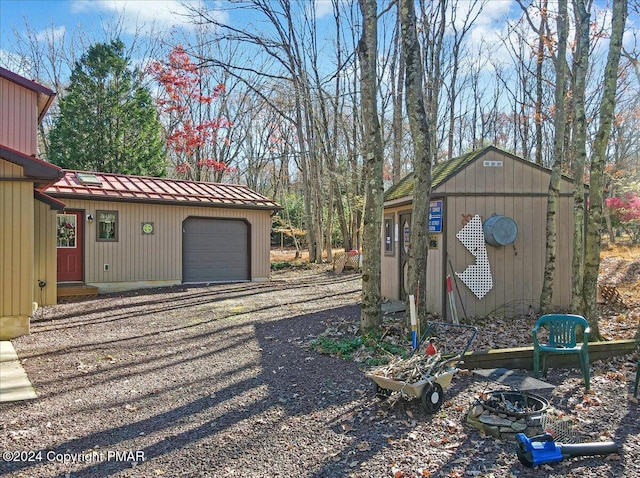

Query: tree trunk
left=570, top=0, right=590, bottom=313
left=540, top=0, right=568, bottom=313
left=391, top=17, right=405, bottom=184
left=358, top=0, right=384, bottom=333
left=583, top=0, right=628, bottom=339
left=400, top=0, right=434, bottom=322
left=533, top=0, right=547, bottom=166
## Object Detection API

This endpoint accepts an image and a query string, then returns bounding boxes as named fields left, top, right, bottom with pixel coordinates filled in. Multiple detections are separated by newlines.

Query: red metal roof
left=44, top=170, right=281, bottom=211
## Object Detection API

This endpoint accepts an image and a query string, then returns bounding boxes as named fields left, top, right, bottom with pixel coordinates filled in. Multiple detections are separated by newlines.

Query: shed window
left=384, top=215, right=395, bottom=255
left=97, top=210, right=118, bottom=241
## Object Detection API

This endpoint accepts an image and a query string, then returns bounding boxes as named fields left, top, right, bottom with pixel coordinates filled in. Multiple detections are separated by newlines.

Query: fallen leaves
left=605, top=370, right=626, bottom=381
left=579, top=394, right=603, bottom=408
left=101, top=354, right=117, bottom=363
left=356, top=441, right=371, bottom=452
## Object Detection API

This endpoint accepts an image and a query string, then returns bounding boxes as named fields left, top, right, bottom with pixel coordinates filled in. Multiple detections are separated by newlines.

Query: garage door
left=182, top=218, right=249, bottom=282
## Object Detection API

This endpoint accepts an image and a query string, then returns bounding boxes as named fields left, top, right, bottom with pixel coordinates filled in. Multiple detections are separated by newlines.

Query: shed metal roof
left=384, top=147, right=490, bottom=202
left=44, top=170, right=282, bottom=211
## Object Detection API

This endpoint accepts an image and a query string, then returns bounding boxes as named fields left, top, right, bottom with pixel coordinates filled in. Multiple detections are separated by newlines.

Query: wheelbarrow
left=365, top=322, right=477, bottom=413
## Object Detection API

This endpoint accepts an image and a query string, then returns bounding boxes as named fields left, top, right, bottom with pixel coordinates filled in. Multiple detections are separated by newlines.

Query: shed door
left=399, top=212, right=411, bottom=300
left=57, top=211, right=84, bottom=282
left=182, top=218, right=249, bottom=282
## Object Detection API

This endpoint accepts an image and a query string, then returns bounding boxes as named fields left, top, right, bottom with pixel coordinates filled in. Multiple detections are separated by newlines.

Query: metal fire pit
left=480, top=390, right=549, bottom=417
left=466, top=390, right=550, bottom=441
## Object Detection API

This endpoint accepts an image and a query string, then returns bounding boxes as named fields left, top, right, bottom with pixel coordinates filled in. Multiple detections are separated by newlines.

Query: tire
left=374, top=383, right=392, bottom=399
left=421, top=382, right=444, bottom=413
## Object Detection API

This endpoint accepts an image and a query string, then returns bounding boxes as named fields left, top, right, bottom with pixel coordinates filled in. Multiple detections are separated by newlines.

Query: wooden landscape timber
left=461, top=339, right=638, bottom=370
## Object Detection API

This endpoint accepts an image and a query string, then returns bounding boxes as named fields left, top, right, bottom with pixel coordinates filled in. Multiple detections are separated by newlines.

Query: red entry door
left=56, top=211, right=84, bottom=282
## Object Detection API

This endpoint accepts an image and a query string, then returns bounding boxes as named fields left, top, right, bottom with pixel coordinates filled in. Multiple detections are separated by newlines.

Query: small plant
left=310, top=330, right=411, bottom=365
left=270, top=261, right=311, bottom=271
left=310, top=336, right=363, bottom=360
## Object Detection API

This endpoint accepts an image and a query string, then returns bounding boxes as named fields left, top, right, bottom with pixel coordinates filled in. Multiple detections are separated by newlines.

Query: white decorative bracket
left=455, top=215, right=493, bottom=299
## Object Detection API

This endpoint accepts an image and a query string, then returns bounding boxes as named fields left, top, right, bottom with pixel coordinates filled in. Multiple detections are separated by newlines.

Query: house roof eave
left=34, top=190, right=66, bottom=210
left=0, top=144, right=64, bottom=182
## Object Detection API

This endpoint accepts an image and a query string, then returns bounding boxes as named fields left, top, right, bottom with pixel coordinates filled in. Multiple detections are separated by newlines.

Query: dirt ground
left=0, top=252, right=638, bottom=478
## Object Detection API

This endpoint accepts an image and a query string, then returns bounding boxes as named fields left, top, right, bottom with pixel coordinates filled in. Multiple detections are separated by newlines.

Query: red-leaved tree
left=148, top=46, right=233, bottom=181
left=606, top=193, right=640, bottom=244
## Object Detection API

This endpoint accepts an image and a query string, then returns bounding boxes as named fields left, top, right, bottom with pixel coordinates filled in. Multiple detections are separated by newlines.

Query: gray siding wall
left=55, top=199, right=273, bottom=291
left=382, top=150, right=575, bottom=318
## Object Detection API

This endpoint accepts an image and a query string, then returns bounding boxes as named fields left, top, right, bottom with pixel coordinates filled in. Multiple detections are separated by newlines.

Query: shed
left=0, top=67, right=64, bottom=340
left=43, top=171, right=281, bottom=295
left=381, top=146, right=576, bottom=319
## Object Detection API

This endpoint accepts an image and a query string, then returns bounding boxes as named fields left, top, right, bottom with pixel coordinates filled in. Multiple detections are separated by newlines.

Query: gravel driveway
left=1, top=269, right=638, bottom=478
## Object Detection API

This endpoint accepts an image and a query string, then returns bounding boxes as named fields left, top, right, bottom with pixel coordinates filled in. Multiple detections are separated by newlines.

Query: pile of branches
left=368, top=352, right=459, bottom=384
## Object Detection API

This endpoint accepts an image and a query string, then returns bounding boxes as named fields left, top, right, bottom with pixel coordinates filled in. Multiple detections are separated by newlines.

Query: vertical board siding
left=0, top=174, right=34, bottom=317
left=33, top=201, right=58, bottom=305
left=386, top=150, right=576, bottom=318
left=0, top=79, right=38, bottom=154
left=18, top=181, right=34, bottom=314
left=56, top=199, right=272, bottom=285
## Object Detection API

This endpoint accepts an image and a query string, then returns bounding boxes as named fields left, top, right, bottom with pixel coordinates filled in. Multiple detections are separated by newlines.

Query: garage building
left=44, top=170, right=281, bottom=294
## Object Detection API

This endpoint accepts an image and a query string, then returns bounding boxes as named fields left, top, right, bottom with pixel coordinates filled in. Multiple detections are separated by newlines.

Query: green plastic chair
left=532, top=314, right=591, bottom=390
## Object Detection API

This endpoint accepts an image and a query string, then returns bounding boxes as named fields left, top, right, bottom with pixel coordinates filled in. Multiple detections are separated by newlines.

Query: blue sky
left=0, top=0, right=341, bottom=46
left=1, top=0, right=635, bottom=83
left=1, top=0, right=213, bottom=36
left=1, top=1, right=226, bottom=55
left=0, top=0, right=519, bottom=78
left=0, top=0, right=348, bottom=77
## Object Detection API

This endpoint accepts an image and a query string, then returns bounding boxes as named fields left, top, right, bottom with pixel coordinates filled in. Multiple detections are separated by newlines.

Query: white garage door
left=182, top=217, right=249, bottom=282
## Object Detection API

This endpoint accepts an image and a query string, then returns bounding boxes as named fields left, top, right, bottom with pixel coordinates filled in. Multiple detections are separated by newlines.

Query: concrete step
left=0, top=341, right=37, bottom=402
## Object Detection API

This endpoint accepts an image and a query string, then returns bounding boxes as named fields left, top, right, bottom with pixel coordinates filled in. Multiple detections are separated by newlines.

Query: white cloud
left=35, top=26, right=67, bottom=42
left=439, top=1, right=516, bottom=71
left=0, top=50, right=32, bottom=75
left=315, top=0, right=334, bottom=19
left=70, top=0, right=226, bottom=35
left=452, top=0, right=515, bottom=29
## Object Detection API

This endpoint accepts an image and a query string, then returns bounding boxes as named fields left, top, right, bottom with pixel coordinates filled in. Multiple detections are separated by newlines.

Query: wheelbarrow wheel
left=421, top=382, right=444, bottom=414
left=374, top=383, right=392, bottom=399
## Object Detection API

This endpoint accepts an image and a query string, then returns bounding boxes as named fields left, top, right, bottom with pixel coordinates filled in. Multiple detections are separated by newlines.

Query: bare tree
left=444, top=1, right=485, bottom=160
left=582, top=0, right=628, bottom=338
left=390, top=14, right=406, bottom=183
left=418, top=0, right=447, bottom=164
left=540, top=0, right=569, bottom=312
left=569, top=0, right=591, bottom=312
left=358, top=0, right=384, bottom=332
left=400, top=0, right=441, bottom=321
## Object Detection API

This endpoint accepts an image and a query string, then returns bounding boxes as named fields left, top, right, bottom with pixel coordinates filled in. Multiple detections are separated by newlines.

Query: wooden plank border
left=461, top=339, right=638, bottom=370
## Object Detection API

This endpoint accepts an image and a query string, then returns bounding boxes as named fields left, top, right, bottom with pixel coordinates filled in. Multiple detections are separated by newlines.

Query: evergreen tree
left=49, top=40, right=166, bottom=176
